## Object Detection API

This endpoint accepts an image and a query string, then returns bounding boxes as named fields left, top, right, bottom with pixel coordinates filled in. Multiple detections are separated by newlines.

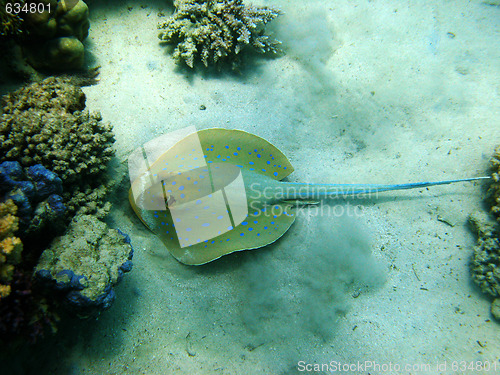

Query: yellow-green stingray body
left=129, top=128, right=489, bottom=265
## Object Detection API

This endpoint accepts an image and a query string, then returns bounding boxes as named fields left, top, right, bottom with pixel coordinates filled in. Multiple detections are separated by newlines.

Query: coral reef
left=158, top=0, right=281, bottom=68
left=22, top=0, right=90, bottom=70
left=470, top=146, right=500, bottom=320
left=35, top=215, right=134, bottom=317
left=0, top=200, right=22, bottom=299
left=0, top=161, right=67, bottom=238
left=0, top=76, right=115, bottom=216
left=489, top=145, right=500, bottom=220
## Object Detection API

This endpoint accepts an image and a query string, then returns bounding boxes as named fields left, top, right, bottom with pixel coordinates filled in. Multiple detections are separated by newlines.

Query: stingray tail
left=281, top=176, right=491, bottom=199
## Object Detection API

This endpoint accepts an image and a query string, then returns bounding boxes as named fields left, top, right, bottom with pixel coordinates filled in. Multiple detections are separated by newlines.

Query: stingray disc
left=129, top=128, right=296, bottom=265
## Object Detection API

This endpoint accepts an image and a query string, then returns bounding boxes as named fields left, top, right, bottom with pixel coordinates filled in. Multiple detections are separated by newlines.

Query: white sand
left=11, top=0, right=500, bottom=374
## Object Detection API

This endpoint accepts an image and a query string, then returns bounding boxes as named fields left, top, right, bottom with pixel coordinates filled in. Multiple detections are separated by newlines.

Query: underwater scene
left=1, top=0, right=499, bottom=374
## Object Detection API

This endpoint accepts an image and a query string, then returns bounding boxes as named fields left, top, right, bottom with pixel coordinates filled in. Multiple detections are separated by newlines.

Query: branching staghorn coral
left=158, top=0, right=281, bottom=68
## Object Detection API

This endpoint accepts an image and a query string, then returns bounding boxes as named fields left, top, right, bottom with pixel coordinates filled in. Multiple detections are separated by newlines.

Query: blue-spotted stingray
left=129, top=128, right=489, bottom=265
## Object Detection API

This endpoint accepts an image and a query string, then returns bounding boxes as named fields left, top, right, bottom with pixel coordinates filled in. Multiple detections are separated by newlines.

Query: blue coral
left=0, top=161, right=66, bottom=235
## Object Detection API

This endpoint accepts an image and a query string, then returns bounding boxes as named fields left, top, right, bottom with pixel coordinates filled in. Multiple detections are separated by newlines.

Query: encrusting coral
left=470, top=145, right=500, bottom=320
left=0, top=200, right=23, bottom=300
left=158, top=0, right=282, bottom=68
left=0, top=76, right=115, bottom=216
left=35, top=215, right=134, bottom=317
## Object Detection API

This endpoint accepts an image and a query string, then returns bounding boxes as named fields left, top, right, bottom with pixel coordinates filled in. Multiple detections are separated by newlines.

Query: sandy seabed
left=4, top=0, right=500, bottom=374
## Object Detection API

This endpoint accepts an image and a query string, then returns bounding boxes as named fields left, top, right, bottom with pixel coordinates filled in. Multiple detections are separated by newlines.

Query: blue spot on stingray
left=207, top=160, right=213, bottom=163
left=187, top=177, right=191, bottom=181
left=180, top=194, right=185, bottom=198
left=225, top=146, right=229, bottom=149
left=271, top=221, right=275, bottom=224
left=257, top=154, right=261, bottom=158
left=172, top=181, right=176, bottom=185
left=211, top=240, right=215, bottom=244
left=254, top=149, right=258, bottom=152
left=194, top=181, right=198, bottom=185
left=240, top=233, right=244, bottom=236
left=241, top=221, right=248, bottom=225
left=284, top=167, right=287, bottom=170
left=228, top=226, right=233, bottom=230
left=257, top=233, right=261, bottom=236
left=175, top=218, right=181, bottom=222
left=273, top=215, right=277, bottom=218
left=204, top=155, right=208, bottom=158
left=273, top=172, right=278, bottom=177
left=248, top=228, right=253, bottom=231
left=196, top=200, right=202, bottom=204
left=250, top=168, right=255, bottom=171
left=161, top=222, right=165, bottom=225
left=226, top=238, right=230, bottom=241
left=217, top=215, right=224, bottom=219
left=186, top=228, right=192, bottom=232
left=236, top=165, right=243, bottom=168
left=237, top=147, right=241, bottom=150
left=267, top=161, right=271, bottom=165
left=195, top=216, right=199, bottom=219
left=202, top=223, right=210, bottom=227
left=200, top=175, right=205, bottom=178
left=179, top=186, right=184, bottom=191
left=222, top=158, right=226, bottom=161
left=262, top=169, right=266, bottom=172
left=154, top=215, right=159, bottom=218
left=217, top=155, right=221, bottom=158
left=249, top=161, right=254, bottom=165
left=203, top=206, right=209, bottom=209
left=264, top=226, right=268, bottom=229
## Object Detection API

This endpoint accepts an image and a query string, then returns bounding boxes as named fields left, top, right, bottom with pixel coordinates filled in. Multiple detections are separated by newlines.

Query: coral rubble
left=470, top=146, right=500, bottom=320
left=0, top=200, right=22, bottom=299
left=0, top=76, right=115, bottom=216
left=35, top=215, right=134, bottom=317
left=158, top=0, right=281, bottom=68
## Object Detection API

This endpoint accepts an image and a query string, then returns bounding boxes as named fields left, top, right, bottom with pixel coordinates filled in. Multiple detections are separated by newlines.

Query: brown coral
left=469, top=145, right=500, bottom=320
left=0, top=76, right=115, bottom=216
left=0, top=200, right=23, bottom=299
left=489, top=145, right=500, bottom=220
left=158, top=0, right=281, bottom=68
